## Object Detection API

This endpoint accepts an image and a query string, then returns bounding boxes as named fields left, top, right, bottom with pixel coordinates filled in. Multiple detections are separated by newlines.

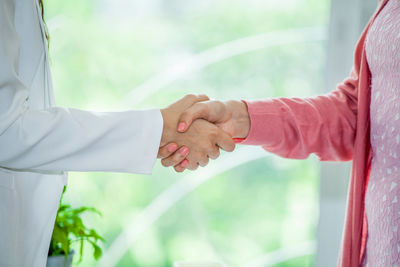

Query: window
left=46, top=0, right=330, bottom=266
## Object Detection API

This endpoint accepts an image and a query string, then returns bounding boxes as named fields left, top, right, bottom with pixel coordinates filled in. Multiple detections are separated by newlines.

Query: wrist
left=160, top=108, right=177, bottom=146
left=226, top=100, right=250, bottom=138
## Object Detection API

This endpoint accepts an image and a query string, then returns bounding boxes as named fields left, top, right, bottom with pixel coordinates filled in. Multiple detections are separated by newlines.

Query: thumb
left=177, top=100, right=227, bottom=132
left=177, top=103, right=210, bottom=132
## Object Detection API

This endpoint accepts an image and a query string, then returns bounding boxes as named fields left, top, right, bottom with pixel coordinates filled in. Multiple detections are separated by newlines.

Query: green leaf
left=78, top=238, right=84, bottom=263
left=88, top=240, right=103, bottom=260
left=48, top=187, right=105, bottom=263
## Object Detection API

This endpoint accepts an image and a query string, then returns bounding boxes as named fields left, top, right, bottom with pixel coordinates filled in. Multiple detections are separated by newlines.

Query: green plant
left=48, top=187, right=105, bottom=263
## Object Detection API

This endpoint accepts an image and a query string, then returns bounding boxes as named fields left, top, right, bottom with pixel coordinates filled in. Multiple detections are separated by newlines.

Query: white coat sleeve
left=0, top=1, right=163, bottom=174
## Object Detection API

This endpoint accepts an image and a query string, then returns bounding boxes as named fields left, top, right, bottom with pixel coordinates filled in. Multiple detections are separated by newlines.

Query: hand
left=160, top=94, right=209, bottom=146
left=158, top=94, right=208, bottom=170
left=158, top=95, right=236, bottom=172
left=164, top=119, right=235, bottom=171
left=159, top=99, right=249, bottom=172
left=157, top=142, right=190, bottom=170
left=177, top=100, right=251, bottom=138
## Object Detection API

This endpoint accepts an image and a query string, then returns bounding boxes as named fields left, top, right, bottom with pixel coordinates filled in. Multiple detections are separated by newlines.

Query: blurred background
left=44, top=0, right=340, bottom=266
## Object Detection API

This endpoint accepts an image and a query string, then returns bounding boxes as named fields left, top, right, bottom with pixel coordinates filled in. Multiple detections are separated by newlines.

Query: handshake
left=158, top=94, right=251, bottom=172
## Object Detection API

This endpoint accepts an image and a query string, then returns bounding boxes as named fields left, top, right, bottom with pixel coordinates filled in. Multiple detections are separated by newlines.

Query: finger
left=208, top=146, right=220, bottom=160
left=215, top=130, right=236, bottom=152
left=174, top=159, right=189, bottom=173
left=198, top=156, right=209, bottom=167
left=187, top=161, right=199, bottom=171
left=174, top=165, right=186, bottom=173
left=180, top=159, right=189, bottom=168
left=157, top=143, right=178, bottom=158
left=175, top=94, right=210, bottom=110
left=161, top=146, right=189, bottom=167
left=177, top=103, right=210, bottom=132
left=178, top=101, right=226, bottom=132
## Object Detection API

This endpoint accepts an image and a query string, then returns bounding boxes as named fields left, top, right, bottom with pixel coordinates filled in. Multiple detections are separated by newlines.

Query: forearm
left=0, top=107, right=163, bottom=174
left=241, top=93, right=357, bottom=161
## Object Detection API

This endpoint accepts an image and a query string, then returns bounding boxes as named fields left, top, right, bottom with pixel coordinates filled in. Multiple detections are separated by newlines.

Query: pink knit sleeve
left=241, top=70, right=359, bottom=161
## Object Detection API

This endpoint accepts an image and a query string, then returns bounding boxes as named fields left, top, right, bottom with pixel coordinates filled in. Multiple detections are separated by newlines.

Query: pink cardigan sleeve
left=242, top=70, right=359, bottom=161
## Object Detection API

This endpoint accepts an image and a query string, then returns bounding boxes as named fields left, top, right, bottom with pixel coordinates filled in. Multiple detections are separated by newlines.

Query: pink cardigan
left=242, top=1, right=388, bottom=266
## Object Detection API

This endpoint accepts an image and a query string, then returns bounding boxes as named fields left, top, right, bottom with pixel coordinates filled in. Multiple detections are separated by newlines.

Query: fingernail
left=180, top=147, right=189, bottom=156
left=178, top=122, right=186, bottom=132
left=168, top=144, right=178, bottom=153
left=181, top=159, right=189, bottom=168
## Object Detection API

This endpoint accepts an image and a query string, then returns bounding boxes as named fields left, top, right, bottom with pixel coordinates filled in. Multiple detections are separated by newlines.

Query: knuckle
left=161, top=159, right=169, bottom=167
left=181, top=111, right=191, bottom=120
left=194, top=105, right=207, bottom=117
left=199, top=152, right=208, bottom=160
left=225, top=145, right=233, bottom=152
left=174, top=166, right=184, bottom=173
left=228, top=143, right=236, bottom=152
left=174, top=152, right=185, bottom=161
left=213, top=101, right=225, bottom=112
left=198, top=155, right=208, bottom=166
left=201, top=159, right=209, bottom=167
left=211, top=148, right=220, bottom=159
left=188, top=163, right=198, bottom=170
left=158, top=150, right=168, bottom=158
left=206, top=145, right=215, bottom=154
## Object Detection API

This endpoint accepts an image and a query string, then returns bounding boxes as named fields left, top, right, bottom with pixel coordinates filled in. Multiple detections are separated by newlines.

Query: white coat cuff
left=130, top=109, right=163, bottom=174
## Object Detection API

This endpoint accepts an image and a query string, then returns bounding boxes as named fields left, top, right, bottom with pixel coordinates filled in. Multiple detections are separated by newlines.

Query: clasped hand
left=158, top=94, right=250, bottom=172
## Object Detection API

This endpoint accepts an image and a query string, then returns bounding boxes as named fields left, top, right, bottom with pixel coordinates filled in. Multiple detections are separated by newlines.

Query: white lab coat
left=0, top=0, right=164, bottom=266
